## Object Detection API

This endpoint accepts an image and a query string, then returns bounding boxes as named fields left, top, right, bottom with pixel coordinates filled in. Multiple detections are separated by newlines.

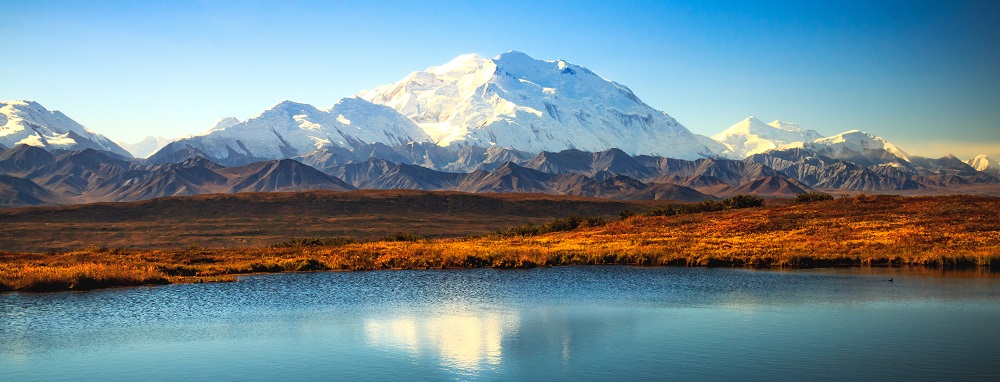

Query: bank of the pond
left=2, top=194, right=998, bottom=292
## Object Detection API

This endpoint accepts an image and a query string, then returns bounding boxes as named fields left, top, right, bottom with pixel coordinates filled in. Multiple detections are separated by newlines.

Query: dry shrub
left=1, top=195, right=997, bottom=293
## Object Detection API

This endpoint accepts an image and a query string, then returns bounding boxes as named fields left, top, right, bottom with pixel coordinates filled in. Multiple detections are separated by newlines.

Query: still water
left=2, top=267, right=999, bottom=381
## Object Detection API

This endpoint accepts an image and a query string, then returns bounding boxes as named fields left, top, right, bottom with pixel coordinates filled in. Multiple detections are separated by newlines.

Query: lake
left=2, top=266, right=999, bottom=381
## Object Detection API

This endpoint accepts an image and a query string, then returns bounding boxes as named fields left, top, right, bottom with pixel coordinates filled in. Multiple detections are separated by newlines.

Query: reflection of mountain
left=364, top=313, right=519, bottom=374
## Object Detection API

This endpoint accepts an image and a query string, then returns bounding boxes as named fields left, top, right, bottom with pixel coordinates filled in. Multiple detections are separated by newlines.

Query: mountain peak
left=820, top=130, right=887, bottom=147
left=271, top=100, right=313, bottom=110
left=836, top=129, right=864, bottom=137
left=967, top=155, right=999, bottom=171
left=118, top=136, right=175, bottom=158
left=729, top=116, right=765, bottom=127
left=211, top=117, right=240, bottom=131
left=152, top=96, right=428, bottom=165
left=426, top=53, right=491, bottom=77
left=1, top=100, right=132, bottom=157
left=712, top=117, right=823, bottom=158
left=359, top=51, right=726, bottom=159
left=493, top=50, right=535, bottom=61
left=2, top=100, right=41, bottom=108
left=795, top=130, right=912, bottom=163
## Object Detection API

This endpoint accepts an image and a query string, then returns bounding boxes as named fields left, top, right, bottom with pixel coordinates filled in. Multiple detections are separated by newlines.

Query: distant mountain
left=909, top=154, right=980, bottom=176
left=443, top=146, right=532, bottom=173
left=777, top=130, right=912, bottom=168
left=557, top=175, right=712, bottom=201
left=968, top=155, right=1000, bottom=174
left=0, top=147, right=356, bottom=206
left=748, top=143, right=994, bottom=192
left=217, top=159, right=355, bottom=193
left=455, top=162, right=565, bottom=193
left=316, top=157, right=723, bottom=201
left=148, top=97, right=431, bottom=166
left=0, top=100, right=131, bottom=158
left=1, top=139, right=997, bottom=208
left=359, top=51, right=727, bottom=159
left=712, top=117, right=823, bottom=158
left=521, top=148, right=656, bottom=179
left=622, top=182, right=714, bottom=202
left=639, top=157, right=779, bottom=186
left=728, top=176, right=812, bottom=197
left=117, top=136, right=174, bottom=158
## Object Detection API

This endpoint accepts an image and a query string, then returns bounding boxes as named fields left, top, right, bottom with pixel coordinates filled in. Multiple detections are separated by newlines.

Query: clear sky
left=2, top=0, right=998, bottom=159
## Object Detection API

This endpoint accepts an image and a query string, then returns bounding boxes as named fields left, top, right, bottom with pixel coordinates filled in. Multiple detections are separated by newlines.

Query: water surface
left=2, top=267, right=999, bottom=381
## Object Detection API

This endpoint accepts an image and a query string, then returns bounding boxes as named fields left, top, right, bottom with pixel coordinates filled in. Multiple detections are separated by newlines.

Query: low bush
left=643, top=195, right=764, bottom=217
left=382, top=233, right=422, bottom=242
left=498, top=215, right=609, bottom=237
left=795, top=192, right=834, bottom=203
left=724, top=194, right=765, bottom=209
left=273, top=237, right=358, bottom=248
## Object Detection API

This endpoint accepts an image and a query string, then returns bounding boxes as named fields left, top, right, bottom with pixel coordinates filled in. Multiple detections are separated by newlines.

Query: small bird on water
left=888, top=278, right=894, bottom=282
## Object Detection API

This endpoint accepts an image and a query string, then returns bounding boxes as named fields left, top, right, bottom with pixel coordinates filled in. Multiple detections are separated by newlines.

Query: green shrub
left=641, top=195, right=762, bottom=218
left=501, top=223, right=541, bottom=237
left=584, top=216, right=609, bottom=227
left=724, top=194, right=765, bottom=209
left=498, top=215, right=609, bottom=237
left=795, top=192, right=834, bottom=203
left=272, top=237, right=358, bottom=248
left=382, top=232, right=422, bottom=242
left=619, top=208, right=635, bottom=220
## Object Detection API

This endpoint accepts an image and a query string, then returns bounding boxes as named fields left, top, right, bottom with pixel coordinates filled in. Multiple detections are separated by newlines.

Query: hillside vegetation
left=1, top=194, right=997, bottom=292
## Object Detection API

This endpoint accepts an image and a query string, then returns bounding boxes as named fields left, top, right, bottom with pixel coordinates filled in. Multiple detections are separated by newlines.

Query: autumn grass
left=2, top=194, right=998, bottom=292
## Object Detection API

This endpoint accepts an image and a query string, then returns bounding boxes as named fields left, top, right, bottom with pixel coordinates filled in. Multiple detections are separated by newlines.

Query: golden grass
left=1, top=194, right=997, bottom=292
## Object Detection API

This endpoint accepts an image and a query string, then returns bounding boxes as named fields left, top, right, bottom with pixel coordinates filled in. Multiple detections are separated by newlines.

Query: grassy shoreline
left=2, top=194, right=998, bottom=293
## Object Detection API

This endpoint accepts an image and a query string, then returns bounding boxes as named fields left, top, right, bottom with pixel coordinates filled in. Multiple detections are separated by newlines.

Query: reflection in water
left=364, top=311, right=519, bottom=374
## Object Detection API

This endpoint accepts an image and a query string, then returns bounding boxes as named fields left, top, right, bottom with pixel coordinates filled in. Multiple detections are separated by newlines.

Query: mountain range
left=2, top=51, right=997, bottom=207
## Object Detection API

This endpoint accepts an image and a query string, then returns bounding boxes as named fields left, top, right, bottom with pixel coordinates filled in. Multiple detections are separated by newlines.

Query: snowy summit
left=359, top=51, right=726, bottom=159
left=712, top=116, right=824, bottom=158
left=0, top=100, right=131, bottom=157
left=776, top=130, right=914, bottom=169
left=117, top=136, right=175, bottom=158
left=967, top=155, right=1000, bottom=172
left=150, top=97, right=431, bottom=163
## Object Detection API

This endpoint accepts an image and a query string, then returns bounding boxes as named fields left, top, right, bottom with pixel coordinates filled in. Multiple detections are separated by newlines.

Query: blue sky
left=2, top=0, right=998, bottom=158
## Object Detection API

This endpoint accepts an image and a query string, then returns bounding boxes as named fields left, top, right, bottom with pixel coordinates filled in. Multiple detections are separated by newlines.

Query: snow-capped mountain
left=968, top=155, right=1000, bottom=172
left=777, top=130, right=912, bottom=168
left=117, top=136, right=174, bottom=158
left=358, top=51, right=727, bottom=160
left=208, top=117, right=240, bottom=132
left=712, top=117, right=824, bottom=158
left=149, top=97, right=431, bottom=165
left=0, top=100, right=132, bottom=157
